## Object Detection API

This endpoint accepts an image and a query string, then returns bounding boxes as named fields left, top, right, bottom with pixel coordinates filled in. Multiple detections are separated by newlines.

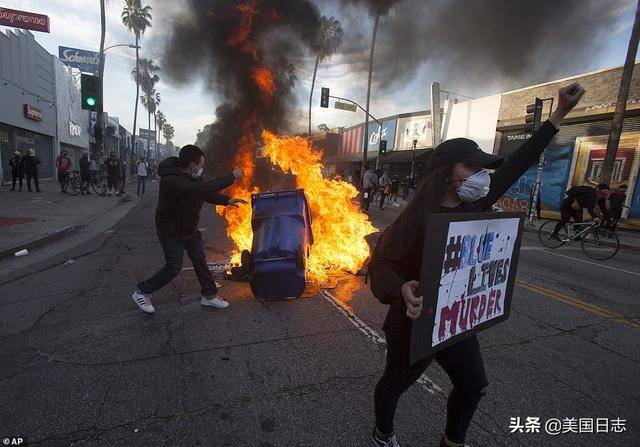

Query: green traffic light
left=86, top=97, right=96, bottom=107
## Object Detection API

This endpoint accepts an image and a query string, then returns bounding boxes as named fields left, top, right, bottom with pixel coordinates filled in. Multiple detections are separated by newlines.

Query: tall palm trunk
left=132, top=33, right=140, bottom=168
left=154, top=113, right=157, bottom=160
left=147, top=109, right=151, bottom=159
left=308, top=54, right=320, bottom=137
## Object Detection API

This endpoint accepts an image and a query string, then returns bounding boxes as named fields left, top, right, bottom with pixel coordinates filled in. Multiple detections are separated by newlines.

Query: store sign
left=59, top=46, right=100, bottom=76
left=139, top=128, right=156, bottom=141
left=24, top=104, right=43, bottom=122
left=0, top=7, right=50, bottom=33
left=69, top=120, right=82, bottom=137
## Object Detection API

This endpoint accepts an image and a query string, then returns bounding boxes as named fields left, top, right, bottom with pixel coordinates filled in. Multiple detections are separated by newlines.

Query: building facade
left=0, top=30, right=56, bottom=181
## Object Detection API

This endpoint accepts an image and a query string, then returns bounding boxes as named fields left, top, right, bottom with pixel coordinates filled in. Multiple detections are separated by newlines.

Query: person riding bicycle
left=379, top=171, right=392, bottom=208
left=363, top=167, right=379, bottom=212
left=550, top=185, right=602, bottom=241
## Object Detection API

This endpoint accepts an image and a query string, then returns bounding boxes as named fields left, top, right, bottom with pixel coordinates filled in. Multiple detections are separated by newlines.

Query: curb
left=0, top=224, right=77, bottom=260
left=0, top=192, right=138, bottom=262
left=521, top=225, right=640, bottom=253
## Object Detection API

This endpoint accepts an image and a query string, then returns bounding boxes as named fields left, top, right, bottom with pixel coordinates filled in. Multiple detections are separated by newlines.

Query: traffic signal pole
left=97, top=0, right=106, bottom=159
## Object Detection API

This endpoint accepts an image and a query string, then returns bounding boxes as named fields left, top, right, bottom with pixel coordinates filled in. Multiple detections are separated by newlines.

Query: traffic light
left=320, top=87, right=330, bottom=108
left=524, top=97, right=543, bottom=132
left=379, top=139, right=387, bottom=155
left=81, top=74, right=100, bottom=111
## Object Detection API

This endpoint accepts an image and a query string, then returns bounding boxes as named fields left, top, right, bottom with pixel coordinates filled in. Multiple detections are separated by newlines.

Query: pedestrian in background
left=105, top=152, right=121, bottom=197
left=362, top=167, right=378, bottom=212
left=119, top=157, right=127, bottom=195
left=56, top=150, right=72, bottom=193
left=79, top=152, right=91, bottom=196
left=22, top=149, right=41, bottom=193
left=9, top=151, right=23, bottom=192
left=137, top=157, right=148, bottom=198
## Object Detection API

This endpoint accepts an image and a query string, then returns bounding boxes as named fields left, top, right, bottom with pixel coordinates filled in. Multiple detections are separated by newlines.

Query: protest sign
left=410, top=212, right=524, bottom=364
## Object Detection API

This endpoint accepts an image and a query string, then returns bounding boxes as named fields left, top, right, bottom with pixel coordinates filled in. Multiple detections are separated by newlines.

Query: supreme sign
left=24, top=104, right=43, bottom=122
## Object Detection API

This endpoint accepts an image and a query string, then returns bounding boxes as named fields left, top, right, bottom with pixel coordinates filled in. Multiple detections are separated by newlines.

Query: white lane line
left=532, top=248, right=640, bottom=277
left=321, top=289, right=442, bottom=395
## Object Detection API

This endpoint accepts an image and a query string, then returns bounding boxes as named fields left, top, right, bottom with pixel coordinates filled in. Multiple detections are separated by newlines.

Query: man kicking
left=132, top=144, right=247, bottom=314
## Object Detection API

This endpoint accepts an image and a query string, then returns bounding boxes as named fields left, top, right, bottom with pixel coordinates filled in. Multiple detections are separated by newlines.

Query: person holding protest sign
left=368, top=83, right=585, bottom=447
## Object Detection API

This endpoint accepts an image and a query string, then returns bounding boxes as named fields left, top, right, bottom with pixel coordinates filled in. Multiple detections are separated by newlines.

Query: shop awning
left=380, top=148, right=432, bottom=164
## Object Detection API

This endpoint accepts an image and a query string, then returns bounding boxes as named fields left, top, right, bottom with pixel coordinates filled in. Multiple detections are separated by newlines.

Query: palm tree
left=133, top=58, right=160, bottom=157
left=162, top=123, right=175, bottom=146
left=121, top=0, right=152, bottom=162
left=155, top=110, right=167, bottom=145
left=141, top=89, right=160, bottom=158
left=308, top=16, right=343, bottom=137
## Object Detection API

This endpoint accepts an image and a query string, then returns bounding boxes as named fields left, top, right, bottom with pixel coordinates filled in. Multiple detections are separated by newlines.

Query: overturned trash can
left=241, top=189, right=314, bottom=300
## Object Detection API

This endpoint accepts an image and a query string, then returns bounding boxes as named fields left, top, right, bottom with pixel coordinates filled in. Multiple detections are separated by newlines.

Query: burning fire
left=215, top=0, right=376, bottom=282
left=261, top=131, right=376, bottom=282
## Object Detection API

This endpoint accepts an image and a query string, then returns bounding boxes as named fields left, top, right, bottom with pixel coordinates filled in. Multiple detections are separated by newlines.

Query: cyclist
left=595, top=182, right=611, bottom=224
left=550, top=185, right=602, bottom=241
left=379, top=171, right=392, bottom=208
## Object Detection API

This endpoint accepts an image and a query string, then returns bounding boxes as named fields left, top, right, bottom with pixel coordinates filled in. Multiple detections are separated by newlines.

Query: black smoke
left=337, top=0, right=631, bottom=93
left=162, top=0, right=321, bottom=174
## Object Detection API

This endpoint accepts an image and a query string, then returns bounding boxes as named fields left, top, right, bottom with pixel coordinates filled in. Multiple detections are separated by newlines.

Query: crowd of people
left=7, top=148, right=158, bottom=200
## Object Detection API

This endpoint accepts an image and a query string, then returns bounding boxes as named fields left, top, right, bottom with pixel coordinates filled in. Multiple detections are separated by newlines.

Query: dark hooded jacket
left=155, top=157, right=235, bottom=237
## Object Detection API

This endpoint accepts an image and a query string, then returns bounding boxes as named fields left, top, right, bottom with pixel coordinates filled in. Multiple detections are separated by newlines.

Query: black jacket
left=9, top=155, right=23, bottom=175
left=565, top=186, right=597, bottom=210
left=368, top=120, right=559, bottom=336
left=21, top=155, right=40, bottom=174
left=155, top=157, right=235, bottom=237
left=79, top=157, right=90, bottom=175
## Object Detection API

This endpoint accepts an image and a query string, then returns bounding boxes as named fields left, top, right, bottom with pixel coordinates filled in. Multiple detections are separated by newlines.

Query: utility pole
left=362, top=7, right=380, bottom=178
left=97, top=0, right=106, bottom=158
left=430, top=81, right=442, bottom=150
left=601, top=0, right=640, bottom=184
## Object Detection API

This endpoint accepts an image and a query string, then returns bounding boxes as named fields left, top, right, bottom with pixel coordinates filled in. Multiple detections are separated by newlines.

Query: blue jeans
left=138, top=231, right=218, bottom=296
left=137, top=175, right=146, bottom=197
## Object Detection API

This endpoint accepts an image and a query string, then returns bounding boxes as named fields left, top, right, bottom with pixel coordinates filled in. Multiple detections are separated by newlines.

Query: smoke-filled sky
left=1, top=0, right=637, bottom=146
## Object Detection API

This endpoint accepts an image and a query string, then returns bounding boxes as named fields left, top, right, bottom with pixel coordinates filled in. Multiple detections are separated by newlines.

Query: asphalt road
left=0, top=192, right=638, bottom=446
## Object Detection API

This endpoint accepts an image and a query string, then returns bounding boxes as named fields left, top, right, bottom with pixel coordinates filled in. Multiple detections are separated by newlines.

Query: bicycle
left=372, top=186, right=391, bottom=210
left=65, top=171, right=82, bottom=196
left=538, top=220, right=620, bottom=260
left=89, top=171, right=108, bottom=196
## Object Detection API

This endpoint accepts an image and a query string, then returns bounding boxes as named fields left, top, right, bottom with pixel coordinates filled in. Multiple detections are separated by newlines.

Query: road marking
left=531, top=248, right=640, bottom=277
left=515, top=280, right=640, bottom=330
left=320, top=289, right=442, bottom=395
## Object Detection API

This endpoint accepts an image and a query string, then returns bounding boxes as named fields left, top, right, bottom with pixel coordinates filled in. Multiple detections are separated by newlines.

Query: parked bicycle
left=66, top=170, right=108, bottom=196
left=538, top=220, right=620, bottom=260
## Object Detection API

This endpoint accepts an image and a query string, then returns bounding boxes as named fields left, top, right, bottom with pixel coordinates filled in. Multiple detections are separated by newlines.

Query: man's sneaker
left=201, top=295, right=229, bottom=309
left=549, top=234, right=562, bottom=242
left=372, top=428, right=400, bottom=447
left=131, top=290, right=155, bottom=314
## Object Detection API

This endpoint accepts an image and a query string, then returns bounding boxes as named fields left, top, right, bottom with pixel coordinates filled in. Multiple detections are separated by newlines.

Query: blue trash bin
left=242, top=189, right=314, bottom=300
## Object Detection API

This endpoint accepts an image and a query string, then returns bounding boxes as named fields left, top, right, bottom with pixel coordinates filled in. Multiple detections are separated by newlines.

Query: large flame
left=261, top=131, right=376, bottom=282
left=215, top=0, right=376, bottom=282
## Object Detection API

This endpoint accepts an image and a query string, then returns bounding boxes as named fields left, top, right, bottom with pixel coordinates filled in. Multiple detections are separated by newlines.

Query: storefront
left=0, top=30, right=56, bottom=181
left=55, top=58, right=90, bottom=170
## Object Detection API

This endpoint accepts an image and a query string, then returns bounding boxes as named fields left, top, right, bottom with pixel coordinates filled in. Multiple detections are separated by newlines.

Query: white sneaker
left=201, top=295, right=229, bottom=309
left=131, top=290, right=155, bottom=314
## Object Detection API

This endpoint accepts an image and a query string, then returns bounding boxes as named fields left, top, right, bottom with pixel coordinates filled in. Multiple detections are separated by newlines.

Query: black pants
left=58, top=172, right=69, bottom=191
left=138, top=231, right=218, bottom=297
left=107, top=174, right=120, bottom=191
left=11, top=173, right=23, bottom=190
left=137, top=176, right=147, bottom=196
left=26, top=171, right=39, bottom=192
left=374, top=331, right=488, bottom=443
left=552, top=199, right=582, bottom=236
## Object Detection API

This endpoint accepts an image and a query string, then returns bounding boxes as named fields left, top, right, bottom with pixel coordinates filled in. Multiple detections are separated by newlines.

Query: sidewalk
left=0, top=177, right=139, bottom=260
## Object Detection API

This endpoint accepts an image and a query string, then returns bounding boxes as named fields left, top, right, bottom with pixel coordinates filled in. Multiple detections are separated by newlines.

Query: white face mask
left=191, top=167, right=203, bottom=179
left=457, top=169, right=491, bottom=202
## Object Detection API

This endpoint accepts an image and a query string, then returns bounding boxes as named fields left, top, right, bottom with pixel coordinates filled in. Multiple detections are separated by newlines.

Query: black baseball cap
left=431, top=138, right=504, bottom=169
